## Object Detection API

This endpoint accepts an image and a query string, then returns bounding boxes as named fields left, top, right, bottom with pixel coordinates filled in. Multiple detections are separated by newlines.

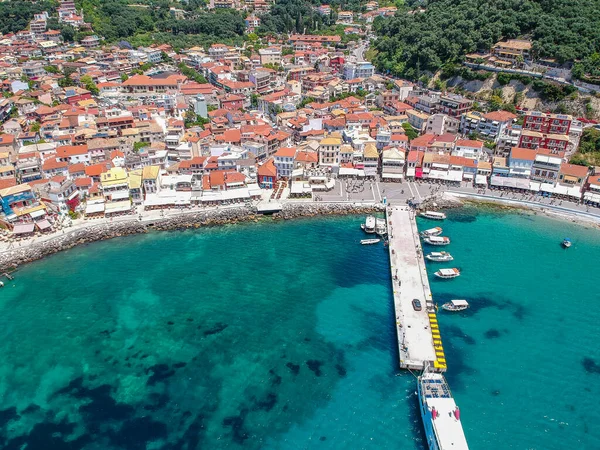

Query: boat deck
left=387, top=206, right=446, bottom=371
left=422, top=377, right=451, bottom=399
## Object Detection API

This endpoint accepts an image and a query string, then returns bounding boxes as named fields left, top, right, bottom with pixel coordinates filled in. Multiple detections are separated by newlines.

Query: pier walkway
left=386, top=205, right=447, bottom=372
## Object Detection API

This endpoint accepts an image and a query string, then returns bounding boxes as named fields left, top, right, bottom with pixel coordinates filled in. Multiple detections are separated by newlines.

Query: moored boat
left=420, top=227, right=443, bottom=237
left=562, top=238, right=572, bottom=248
left=425, top=251, right=454, bottom=262
left=418, top=368, right=469, bottom=450
left=434, top=268, right=460, bottom=279
left=360, top=238, right=381, bottom=245
left=361, top=215, right=376, bottom=234
left=420, top=211, right=447, bottom=220
left=442, top=299, right=469, bottom=312
left=375, top=218, right=387, bottom=236
left=423, top=236, right=450, bottom=246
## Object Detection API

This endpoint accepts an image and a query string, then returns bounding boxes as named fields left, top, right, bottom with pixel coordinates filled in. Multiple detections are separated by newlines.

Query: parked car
left=412, top=299, right=422, bottom=311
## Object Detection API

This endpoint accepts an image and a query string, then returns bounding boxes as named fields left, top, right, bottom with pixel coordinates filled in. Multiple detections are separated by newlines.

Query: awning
left=540, top=183, right=555, bottom=193
left=428, top=170, right=448, bottom=180
left=474, top=174, right=487, bottom=185
left=29, top=209, right=46, bottom=219
left=382, top=172, right=404, bottom=179
left=463, top=173, right=474, bottom=180
left=406, top=167, right=416, bottom=177
left=35, top=219, right=52, bottom=230
left=110, top=190, right=130, bottom=200
left=566, top=186, right=581, bottom=198
left=584, top=192, right=600, bottom=203
left=13, top=223, right=35, bottom=234
left=553, top=184, right=569, bottom=195
left=85, top=202, right=105, bottom=214
left=105, top=200, right=131, bottom=214
left=529, top=181, right=541, bottom=192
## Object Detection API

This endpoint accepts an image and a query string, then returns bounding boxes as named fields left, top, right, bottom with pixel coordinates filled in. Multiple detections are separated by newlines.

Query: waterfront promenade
left=386, top=205, right=445, bottom=371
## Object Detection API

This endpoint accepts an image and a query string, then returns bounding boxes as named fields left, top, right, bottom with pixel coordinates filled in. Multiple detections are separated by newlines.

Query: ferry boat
left=434, top=268, right=460, bottom=279
left=360, top=238, right=381, bottom=245
left=442, top=299, right=469, bottom=312
left=425, top=252, right=454, bottom=262
left=375, top=218, right=387, bottom=236
left=420, top=211, right=447, bottom=220
left=361, top=215, right=376, bottom=234
left=418, top=367, right=469, bottom=450
left=562, top=238, right=572, bottom=248
left=423, top=236, right=450, bottom=246
left=420, top=227, right=443, bottom=238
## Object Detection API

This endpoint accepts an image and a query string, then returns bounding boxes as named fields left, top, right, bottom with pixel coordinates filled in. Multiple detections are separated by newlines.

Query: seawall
left=0, top=202, right=384, bottom=272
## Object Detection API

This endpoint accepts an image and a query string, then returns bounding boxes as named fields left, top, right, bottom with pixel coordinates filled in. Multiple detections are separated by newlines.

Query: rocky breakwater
left=147, top=206, right=256, bottom=230
left=275, top=202, right=385, bottom=220
left=418, top=193, right=464, bottom=211
left=0, top=219, right=147, bottom=272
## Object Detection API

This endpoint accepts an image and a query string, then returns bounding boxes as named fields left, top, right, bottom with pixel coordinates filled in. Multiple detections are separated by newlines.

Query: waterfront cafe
left=12, top=222, right=35, bottom=238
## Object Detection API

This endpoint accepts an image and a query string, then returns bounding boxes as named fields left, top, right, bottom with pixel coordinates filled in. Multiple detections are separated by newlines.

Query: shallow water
left=0, top=211, right=598, bottom=449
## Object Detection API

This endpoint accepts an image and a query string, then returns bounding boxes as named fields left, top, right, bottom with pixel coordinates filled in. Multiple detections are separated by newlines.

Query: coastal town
left=0, top=0, right=598, bottom=244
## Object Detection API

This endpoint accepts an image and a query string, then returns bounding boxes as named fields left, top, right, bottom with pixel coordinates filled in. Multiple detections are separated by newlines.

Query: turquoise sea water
left=0, top=210, right=598, bottom=449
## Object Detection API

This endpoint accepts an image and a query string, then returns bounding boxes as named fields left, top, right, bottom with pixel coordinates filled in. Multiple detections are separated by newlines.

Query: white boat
left=562, top=238, right=572, bottom=248
left=434, top=268, right=460, bottom=279
left=375, top=218, right=387, bottom=235
left=425, top=251, right=454, bottom=262
left=420, top=211, right=447, bottom=220
left=423, top=236, right=450, bottom=246
left=360, top=238, right=381, bottom=245
left=418, top=367, right=469, bottom=450
left=420, top=227, right=443, bottom=237
left=442, top=299, right=469, bottom=312
left=361, top=215, right=376, bottom=233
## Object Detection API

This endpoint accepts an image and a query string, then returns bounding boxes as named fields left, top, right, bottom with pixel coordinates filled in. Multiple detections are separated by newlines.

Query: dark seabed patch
left=582, top=357, right=600, bottom=374
left=3, top=418, right=90, bottom=450
left=491, top=390, right=501, bottom=396
left=286, top=362, right=300, bottom=375
left=109, top=416, right=168, bottom=450
left=253, top=392, right=278, bottom=412
left=145, top=363, right=177, bottom=386
left=335, top=364, right=347, bottom=377
left=484, top=329, right=501, bottom=339
left=0, top=407, right=19, bottom=428
left=202, top=322, right=228, bottom=336
left=222, top=410, right=249, bottom=445
left=306, top=360, right=324, bottom=376
left=444, top=325, right=476, bottom=345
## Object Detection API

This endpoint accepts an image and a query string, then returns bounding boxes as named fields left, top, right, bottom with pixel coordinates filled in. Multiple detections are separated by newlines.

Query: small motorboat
left=442, top=299, right=469, bottom=312
left=420, top=227, right=443, bottom=237
left=434, top=268, right=460, bottom=279
left=375, top=218, right=387, bottom=236
left=420, top=211, right=446, bottom=220
left=562, top=238, right=572, bottom=248
left=361, top=215, right=376, bottom=233
left=361, top=238, right=381, bottom=245
left=425, top=251, right=454, bottom=262
left=423, top=236, right=450, bottom=246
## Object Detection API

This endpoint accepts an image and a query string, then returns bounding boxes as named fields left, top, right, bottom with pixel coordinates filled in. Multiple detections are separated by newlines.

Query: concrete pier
left=386, top=205, right=447, bottom=372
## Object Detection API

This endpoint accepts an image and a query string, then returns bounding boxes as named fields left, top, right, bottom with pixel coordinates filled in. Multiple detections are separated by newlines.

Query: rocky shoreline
left=0, top=202, right=385, bottom=273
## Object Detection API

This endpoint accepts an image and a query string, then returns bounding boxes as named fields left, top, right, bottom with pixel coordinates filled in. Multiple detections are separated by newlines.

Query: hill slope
left=372, top=0, right=600, bottom=80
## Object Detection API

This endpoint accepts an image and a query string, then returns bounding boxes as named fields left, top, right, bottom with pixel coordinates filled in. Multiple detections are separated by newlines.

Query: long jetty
left=386, top=205, right=447, bottom=372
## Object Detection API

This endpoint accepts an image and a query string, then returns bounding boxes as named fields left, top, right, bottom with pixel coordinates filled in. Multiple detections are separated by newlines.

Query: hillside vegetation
left=373, top=0, right=600, bottom=80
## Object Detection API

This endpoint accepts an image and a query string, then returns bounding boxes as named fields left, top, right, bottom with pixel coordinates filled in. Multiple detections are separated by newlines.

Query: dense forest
left=0, top=0, right=58, bottom=34
left=373, top=0, right=600, bottom=80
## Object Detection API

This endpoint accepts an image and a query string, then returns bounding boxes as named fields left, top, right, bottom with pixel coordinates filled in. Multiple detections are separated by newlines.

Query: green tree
left=80, top=75, right=99, bottom=95
left=133, top=141, right=150, bottom=152
left=402, top=122, right=418, bottom=140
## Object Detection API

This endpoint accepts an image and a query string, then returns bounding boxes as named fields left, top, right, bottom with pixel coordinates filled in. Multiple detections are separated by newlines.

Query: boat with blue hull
left=418, top=367, right=469, bottom=450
